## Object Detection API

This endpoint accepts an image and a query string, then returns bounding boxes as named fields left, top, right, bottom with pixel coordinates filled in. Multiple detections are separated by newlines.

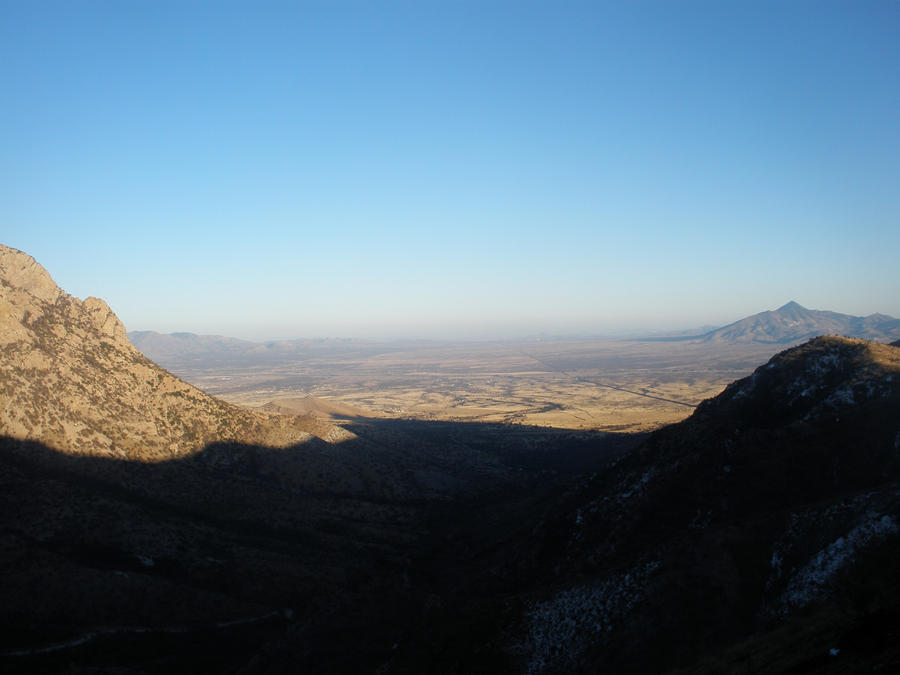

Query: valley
left=142, top=338, right=780, bottom=432
left=134, top=299, right=900, bottom=434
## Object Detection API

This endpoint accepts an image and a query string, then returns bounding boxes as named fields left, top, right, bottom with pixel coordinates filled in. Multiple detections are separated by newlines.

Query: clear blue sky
left=2, top=1, right=899, bottom=339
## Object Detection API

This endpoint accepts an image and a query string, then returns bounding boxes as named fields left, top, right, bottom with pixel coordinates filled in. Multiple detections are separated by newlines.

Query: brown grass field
left=170, top=339, right=782, bottom=433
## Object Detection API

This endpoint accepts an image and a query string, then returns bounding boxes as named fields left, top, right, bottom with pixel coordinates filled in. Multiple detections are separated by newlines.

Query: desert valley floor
left=147, top=338, right=782, bottom=432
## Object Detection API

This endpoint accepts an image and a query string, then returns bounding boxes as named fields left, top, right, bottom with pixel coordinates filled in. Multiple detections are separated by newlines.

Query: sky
left=2, top=1, right=899, bottom=340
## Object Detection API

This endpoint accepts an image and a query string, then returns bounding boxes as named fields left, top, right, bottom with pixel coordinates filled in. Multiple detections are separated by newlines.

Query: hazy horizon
left=125, top=316, right=720, bottom=343
left=122, top=298, right=886, bottom=344
left=4, top=1, right=899, bottom=340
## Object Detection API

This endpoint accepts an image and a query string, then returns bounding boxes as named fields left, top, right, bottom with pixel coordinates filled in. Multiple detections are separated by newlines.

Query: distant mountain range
left=700, top=301, right=900, bottom=344
left=642, top=301, right=900, bottom=345
left=127, top=330, right=415, bottom=370
left=130, top=303, right=900, bottom=361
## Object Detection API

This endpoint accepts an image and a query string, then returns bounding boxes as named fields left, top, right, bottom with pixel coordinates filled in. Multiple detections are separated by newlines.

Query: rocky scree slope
left=0, top=245, right=319, bottom=460
left=487, top=336, right=900, bottom=674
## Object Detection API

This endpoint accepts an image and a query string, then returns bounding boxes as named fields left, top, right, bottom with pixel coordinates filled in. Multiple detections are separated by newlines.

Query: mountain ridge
left=698, top=300, right=900, bottom=344
left=0, top=244, right=333, bottom=460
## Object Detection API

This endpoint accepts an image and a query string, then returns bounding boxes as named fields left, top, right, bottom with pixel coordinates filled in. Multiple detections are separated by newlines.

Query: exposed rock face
left=82, top=296, right=128, bottom=342
left=0, top=244, right=314, bottom=460
left=0, top=246, right=62, bottom=306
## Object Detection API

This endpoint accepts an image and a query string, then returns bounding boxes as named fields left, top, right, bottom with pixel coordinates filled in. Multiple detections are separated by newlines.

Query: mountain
left=0, top=245, right=323, bottom=460
left=700, top=301, right=900, bottom=344
left=127, top=329, right=412, bottom=372
left=127, top=330, right=260, bottom=362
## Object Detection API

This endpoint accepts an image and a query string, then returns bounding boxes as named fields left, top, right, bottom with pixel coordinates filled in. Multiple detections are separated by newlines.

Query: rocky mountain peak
left=776, top=300, right=806, bottom=312
left=83, top=295, right=128, bottom=342
left=0, top=244, right=63, bottom=305
left=0, top=245, right=130, bottom=348
left=0, top=244, right=327, bottom=460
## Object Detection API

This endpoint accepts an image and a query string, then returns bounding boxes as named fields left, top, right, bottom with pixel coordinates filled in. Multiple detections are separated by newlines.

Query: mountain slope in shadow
left=0, top=420, right=635, bottom=674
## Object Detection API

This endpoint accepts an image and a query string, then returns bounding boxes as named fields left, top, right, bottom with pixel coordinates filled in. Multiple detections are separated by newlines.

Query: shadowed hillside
left=0, top=420, right=636, bottom=674
left=471, top=336, right=900, bottom=674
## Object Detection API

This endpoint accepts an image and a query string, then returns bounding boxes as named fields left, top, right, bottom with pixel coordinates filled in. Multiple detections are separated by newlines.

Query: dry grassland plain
left=170, top=339, right=781, bottom=433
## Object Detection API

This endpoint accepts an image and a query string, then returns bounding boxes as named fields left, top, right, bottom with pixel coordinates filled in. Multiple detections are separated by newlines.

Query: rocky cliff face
left=0, top=245, right=315, bottom=460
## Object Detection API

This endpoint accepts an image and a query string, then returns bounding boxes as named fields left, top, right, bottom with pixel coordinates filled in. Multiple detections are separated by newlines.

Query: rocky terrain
left=2, top=244, right=899, bottom=673
left=0, top=245, right=336, bottom=460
